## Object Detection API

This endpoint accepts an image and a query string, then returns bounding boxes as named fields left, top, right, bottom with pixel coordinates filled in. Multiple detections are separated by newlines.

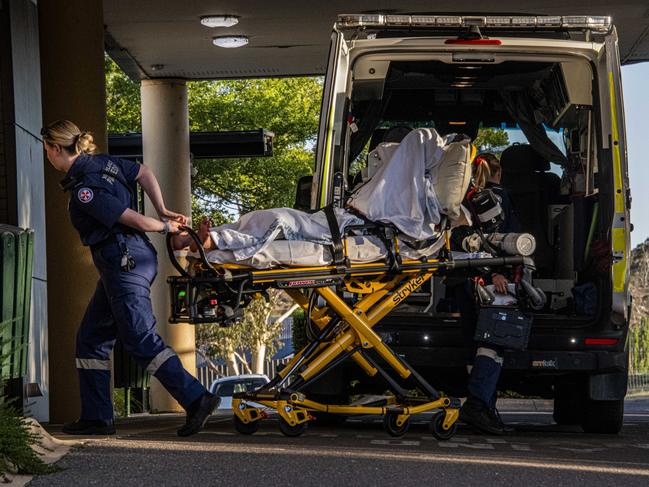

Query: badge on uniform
left=77, top=187, right=94, bottom=203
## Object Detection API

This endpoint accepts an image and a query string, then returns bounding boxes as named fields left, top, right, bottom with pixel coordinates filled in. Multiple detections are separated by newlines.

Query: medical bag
left=474, top=306, right=532, bottom=350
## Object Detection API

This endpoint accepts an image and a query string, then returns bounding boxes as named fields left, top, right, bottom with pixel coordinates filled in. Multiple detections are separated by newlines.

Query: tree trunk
left=226, top=351, right=239, bottom=376
left=196, top=349, right=222, bottom=376
left=233, top=351, right=252, bottom=374
left=252, top=342, right=266, bottom=375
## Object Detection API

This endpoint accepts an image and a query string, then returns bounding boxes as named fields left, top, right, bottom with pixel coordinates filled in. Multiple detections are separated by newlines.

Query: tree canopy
left=105, top=57, right=321, bottom=224
left=473, top=127, right=509, bottom=151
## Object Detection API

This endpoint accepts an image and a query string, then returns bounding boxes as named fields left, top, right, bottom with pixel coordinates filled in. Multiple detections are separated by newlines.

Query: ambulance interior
left=345, top=56, right=604, bottom=327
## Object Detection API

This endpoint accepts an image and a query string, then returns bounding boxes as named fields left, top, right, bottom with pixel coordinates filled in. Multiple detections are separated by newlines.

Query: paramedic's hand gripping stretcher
left=165, top=128, right=546, bottom=439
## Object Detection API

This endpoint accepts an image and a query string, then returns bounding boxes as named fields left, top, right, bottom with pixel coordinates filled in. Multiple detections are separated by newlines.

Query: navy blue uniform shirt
left=485, top=181, right=521, bottom=234
left=66, top=154, right=141, bottom=246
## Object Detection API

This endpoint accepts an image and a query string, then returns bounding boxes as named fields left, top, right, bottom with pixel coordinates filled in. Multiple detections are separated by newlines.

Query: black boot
left=62, top=419, right=116, bottom=435
left=490, top=407, right=514, bottom=434
left=459, top=397, right=505, bottom=435
left=177, top=392, right=220, bottom=437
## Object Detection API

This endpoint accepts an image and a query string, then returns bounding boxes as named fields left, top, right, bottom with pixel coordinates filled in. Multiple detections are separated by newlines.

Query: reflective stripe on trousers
left=146, top=347, right=177, bottom=375
left=76, top=358, right=111, bottom=370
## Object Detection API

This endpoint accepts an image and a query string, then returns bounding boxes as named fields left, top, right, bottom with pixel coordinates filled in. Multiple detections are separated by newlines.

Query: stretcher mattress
left=182, top=235, right=447, bottom=269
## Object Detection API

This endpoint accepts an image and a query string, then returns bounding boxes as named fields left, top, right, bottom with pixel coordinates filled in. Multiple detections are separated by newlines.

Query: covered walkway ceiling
left=104, top=1, right=649, bottom=81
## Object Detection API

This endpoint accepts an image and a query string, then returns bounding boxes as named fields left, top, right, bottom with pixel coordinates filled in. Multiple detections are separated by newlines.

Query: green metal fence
left=0, top=225, right=34, bottom=381
left=113, top=341, right=150, bottom=415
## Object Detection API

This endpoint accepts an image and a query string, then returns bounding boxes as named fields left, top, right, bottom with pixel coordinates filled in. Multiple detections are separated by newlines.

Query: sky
left=622, top=63, right=649, bottom=248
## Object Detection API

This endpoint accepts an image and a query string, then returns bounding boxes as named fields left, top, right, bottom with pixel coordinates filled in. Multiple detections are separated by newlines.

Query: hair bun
left=76, top=131, right=98, bottom=155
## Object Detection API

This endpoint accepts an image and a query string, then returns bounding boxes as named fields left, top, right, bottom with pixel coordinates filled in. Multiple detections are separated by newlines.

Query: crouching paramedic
left=41, top=120, right=219, bottom=436
left=454, top=152, right=519, bottom=435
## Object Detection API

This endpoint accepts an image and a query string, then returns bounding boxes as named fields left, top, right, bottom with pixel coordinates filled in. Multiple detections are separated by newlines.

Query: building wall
left=0, top=1, right=17, bottom=225
left=2, top=0, right=49, bottom=421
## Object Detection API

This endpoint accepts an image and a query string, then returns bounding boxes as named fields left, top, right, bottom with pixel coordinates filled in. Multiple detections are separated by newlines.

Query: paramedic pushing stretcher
left=41, top=120, right=219, bottom=436
left=456, top=152, right=520, bottom=435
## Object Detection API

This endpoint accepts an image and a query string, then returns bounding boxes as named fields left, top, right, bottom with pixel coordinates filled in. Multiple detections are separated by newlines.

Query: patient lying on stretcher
left=171, top=128, right=475, bottom=269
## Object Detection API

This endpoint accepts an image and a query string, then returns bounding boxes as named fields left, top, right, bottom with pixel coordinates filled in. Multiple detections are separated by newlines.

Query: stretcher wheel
left=279, top=417, right=308, bottom=437
left=383, top=413, right=410, bottom=437
left=233, top=415, right=261, bottom=435
left=430, top=412, right=457, bottom=440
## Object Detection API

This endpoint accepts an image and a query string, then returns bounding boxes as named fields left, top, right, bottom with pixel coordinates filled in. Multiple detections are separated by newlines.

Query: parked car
left=209, top=374, right=270, bottom=412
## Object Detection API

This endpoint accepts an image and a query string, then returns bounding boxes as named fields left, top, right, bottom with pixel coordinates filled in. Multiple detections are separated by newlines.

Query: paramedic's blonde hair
left=41, top=120, right=97, bottom=155
left=473, top=152, right=500, bottom=189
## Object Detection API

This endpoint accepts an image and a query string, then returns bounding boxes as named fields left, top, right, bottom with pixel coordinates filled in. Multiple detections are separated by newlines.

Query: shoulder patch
left=77, top=187, right=94, bottom=203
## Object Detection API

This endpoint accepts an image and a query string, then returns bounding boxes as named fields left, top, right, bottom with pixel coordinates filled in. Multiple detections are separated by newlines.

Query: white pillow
left=433, top=138, right=472, bottom=225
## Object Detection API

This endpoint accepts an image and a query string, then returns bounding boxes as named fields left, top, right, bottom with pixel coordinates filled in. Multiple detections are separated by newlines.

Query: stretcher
left=166, top=217, right=544, bottom=440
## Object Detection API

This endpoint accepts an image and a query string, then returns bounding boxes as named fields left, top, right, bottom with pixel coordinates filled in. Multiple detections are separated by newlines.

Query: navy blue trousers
left=76, top=233, right=205, bottom=422
left=467, top=351, right=502, bottom=409
left=455, top=280, right=503, bottom=409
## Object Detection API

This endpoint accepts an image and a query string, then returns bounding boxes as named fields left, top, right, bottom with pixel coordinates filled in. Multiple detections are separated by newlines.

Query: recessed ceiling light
left=201, top=15, right=239, bottom=28
left=212, top=35, right=249, bottom=48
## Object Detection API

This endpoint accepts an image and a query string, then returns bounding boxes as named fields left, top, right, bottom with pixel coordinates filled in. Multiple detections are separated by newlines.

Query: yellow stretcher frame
left=230, top=265, right=461, bottom=439
left=166, top=227, right=534, bottom=439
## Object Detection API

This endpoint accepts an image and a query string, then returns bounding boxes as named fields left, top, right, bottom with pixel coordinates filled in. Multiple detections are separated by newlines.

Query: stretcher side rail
left=165, top=226, right=538, bottom=326
left=166, top=241, right=535, bottom=326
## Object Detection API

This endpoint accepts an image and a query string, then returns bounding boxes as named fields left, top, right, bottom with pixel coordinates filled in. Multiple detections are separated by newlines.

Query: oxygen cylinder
left=486, top=233, right=536, bottom=256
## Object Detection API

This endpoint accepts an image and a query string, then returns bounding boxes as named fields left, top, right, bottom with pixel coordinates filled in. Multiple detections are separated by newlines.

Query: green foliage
left=474, top=127, right=509, bottom=151
left=113, top=388, right=144, bottom=418
left=629, top=239, right=649, bottom=374
left=196, top=312, right=247, bottom=369
left=630, top=318, right=649, bottom=374
left=0, top=322, right=56, bottom=479
left=291, top=308, right=308, bottom=353
left=0, top=405, right=58, bottom=479
left=189, top=78, right=322, bottom=218
left=105, top=56, right=141, bottom=133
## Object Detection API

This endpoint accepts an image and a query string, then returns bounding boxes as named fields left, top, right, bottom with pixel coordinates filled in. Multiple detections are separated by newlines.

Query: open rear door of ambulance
left=313, top=29, right=350, bottom=208
left=603, top=26, right=632, bottom=324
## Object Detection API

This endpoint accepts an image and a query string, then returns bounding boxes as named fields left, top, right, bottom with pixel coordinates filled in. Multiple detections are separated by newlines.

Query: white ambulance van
left=297, top=14, right=631, bottom=433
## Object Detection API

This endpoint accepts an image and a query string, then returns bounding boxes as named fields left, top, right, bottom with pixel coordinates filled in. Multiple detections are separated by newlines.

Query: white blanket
left=209, top=207, right=362, bottom=261
left=205, top=128, right=470, bottom=267
left=347, top=128, right=470, bottom=240
left=201, top=235, right=446, bottom=269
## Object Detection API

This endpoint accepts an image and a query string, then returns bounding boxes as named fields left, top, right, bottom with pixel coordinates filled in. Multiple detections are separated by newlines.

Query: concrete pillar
left=38, top=0, right=107, bottom=423
left=141, top=79, right=196, bottom=413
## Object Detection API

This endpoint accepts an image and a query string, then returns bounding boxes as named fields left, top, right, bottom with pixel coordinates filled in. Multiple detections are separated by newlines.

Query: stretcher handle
left=449, top=255, right=536, bottom=270
left=165, top=225, right=218, bottom=277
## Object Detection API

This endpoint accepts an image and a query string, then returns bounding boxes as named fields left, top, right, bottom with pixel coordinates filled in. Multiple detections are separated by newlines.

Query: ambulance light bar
left=336, top=14, right=612, bottom=33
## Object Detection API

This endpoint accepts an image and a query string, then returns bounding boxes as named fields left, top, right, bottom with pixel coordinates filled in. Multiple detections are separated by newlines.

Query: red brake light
left=584, top=338, right=619, bottom=346
left=209, top=299, right=218, bottom=306
left=445, top=39, right=502, bottom=45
